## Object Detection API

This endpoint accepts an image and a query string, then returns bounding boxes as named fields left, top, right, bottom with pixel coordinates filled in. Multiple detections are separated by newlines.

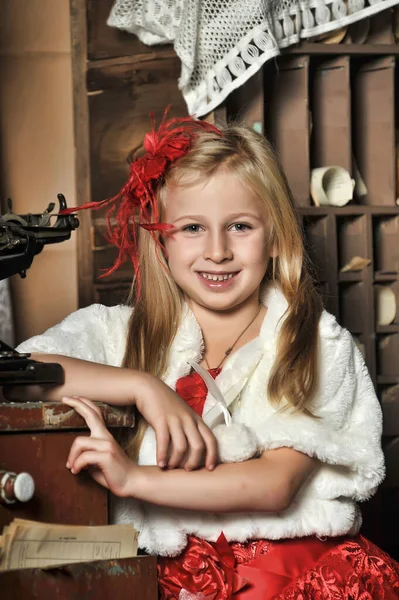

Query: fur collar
left=163, top=284, right=288, bottom=391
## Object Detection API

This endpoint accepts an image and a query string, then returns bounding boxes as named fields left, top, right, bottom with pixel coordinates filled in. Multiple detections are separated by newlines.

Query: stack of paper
left=0, top=519, right=138, bottom=571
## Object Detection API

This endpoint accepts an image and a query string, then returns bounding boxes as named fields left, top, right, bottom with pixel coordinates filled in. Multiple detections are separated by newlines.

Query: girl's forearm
left=3, top=354, right=141, bottom=404
left=131, top=458, right=292, bottom=513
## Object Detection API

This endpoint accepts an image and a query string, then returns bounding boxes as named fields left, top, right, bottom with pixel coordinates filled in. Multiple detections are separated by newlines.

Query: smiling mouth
left=197, top=272, right=239, bottom=281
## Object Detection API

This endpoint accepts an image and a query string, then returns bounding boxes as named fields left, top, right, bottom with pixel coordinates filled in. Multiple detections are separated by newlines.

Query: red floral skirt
left=158, top=533, right=399, bottom=599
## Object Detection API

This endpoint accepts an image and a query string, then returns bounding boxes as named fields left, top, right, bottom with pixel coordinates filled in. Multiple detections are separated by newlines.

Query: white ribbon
left=187, top=360, right=232, bottom=426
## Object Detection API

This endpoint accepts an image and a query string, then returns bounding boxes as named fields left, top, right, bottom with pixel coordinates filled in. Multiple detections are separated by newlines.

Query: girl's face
left=163, top=170, right=273, bottom=313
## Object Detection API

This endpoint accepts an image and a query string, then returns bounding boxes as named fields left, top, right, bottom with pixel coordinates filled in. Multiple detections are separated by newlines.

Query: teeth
left=200, top=273, right=234, bottom=281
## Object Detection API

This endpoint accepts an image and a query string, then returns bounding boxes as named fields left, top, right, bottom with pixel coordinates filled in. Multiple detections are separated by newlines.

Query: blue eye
left=182, top=224, right=203, bottom=233
left=231, top=223, right=252, bottom=232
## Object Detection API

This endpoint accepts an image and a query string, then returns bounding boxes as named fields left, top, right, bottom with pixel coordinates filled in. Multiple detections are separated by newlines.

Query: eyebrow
left=172, top=212, right=262, bottom=223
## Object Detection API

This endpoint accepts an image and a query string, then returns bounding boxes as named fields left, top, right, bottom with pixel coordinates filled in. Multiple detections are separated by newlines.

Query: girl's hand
left=62, top=396, right=137, bottom=497
left=134, top=373, right=218, bottom=471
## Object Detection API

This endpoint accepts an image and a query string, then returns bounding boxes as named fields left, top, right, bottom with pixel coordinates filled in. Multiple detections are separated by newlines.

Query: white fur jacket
left=17, top=286, right=385, bottom=557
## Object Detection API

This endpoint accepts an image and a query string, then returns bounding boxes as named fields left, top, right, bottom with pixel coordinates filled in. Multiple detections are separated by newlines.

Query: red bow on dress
left=158, top=533, right=249, bottom=600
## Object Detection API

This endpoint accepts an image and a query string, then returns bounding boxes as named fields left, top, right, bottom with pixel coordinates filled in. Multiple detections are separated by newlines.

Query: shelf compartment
left=375, top=273, right=399, bottom=282
left=319, top=282, right=339, bottom=318
left=302, top=215, right=330, bottom=282
left=378, top=376, right=399, bottom=385
left=339, top=272, right=364, bottom=282
left=374, top=281, right=399, bottom=328
left=377, top=333, right=399, bottom=377
left=311, top=56, right=351, bottom=174
left=336, top=215, right=368, bottom=272
left=352, top=334, right=367, bottom=359
left=383, top=437, right=399, bottom=487
left=228, top=69, right=263, bottom=133
left=352, top=56, right=396, bottom=205
left=367, top=8, right=396, bottom=45
left=380, top=384, right=399, bottom=436
left=339, top=282, right=367, bottom=333
left=373, top=215, right=399, bottom=274
left=264, top=57, right=310, bottom=207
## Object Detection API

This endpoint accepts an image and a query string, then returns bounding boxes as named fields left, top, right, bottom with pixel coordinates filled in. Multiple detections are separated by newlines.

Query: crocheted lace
left=108, top=0, right=398, bottom=116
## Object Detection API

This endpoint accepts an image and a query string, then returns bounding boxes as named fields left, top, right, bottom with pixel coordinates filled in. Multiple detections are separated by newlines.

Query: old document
left=0, top=519, right=138, bottom=571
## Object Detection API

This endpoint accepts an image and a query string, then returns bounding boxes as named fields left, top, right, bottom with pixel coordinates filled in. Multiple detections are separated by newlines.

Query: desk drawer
left=0, top=432, right=107, bottom=524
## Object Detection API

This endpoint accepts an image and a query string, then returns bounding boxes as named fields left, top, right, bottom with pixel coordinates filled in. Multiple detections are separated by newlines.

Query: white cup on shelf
left=375, top=285, right=397, bottom=326
left=310, top=166, right=355, bottom=207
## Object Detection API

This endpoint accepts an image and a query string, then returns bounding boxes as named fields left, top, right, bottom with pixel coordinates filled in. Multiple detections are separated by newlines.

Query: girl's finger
left=71, top=396, right=103, bottom=419
left=181, top=421, right=205, bottom=471
left=154, top=422, right=171, bottom=468
left=167, top=421, right=188, bottom=469
left=67, top=436, right=113, bottom=471
left=62, top=397, right=110, bottom=439
left=197, top=421, right=218, bottom=471
left=70, top=449, right=108, bottom=475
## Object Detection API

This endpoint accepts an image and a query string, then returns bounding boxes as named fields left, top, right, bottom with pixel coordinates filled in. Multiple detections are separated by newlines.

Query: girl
left=8, top=114, right=399, bottom=599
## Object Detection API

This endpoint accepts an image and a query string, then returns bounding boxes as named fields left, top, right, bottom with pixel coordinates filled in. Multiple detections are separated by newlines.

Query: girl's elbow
left=256, top=481, right=296, bottom=513
left=273, top=488, right=294, bottom=512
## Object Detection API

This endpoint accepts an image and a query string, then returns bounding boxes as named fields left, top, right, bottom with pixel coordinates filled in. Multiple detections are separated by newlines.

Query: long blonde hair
left=122, top=124, right=323, bottom=458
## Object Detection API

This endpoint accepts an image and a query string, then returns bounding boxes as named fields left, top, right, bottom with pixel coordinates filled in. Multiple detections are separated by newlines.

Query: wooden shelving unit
left=287, top=43, right=399, bottom=54
left=70, top=1, right=399, bottom=556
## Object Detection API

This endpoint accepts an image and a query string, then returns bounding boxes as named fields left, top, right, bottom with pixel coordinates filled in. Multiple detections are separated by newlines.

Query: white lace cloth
left=107, top=0, right=399, bottom=117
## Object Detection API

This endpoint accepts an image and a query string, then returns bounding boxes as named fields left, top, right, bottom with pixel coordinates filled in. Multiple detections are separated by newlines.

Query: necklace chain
left=204, top=305, right=262, bottom=371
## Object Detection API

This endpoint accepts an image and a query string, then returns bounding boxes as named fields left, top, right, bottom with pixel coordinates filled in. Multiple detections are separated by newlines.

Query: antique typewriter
left=0, top=194, right=79, bottom=386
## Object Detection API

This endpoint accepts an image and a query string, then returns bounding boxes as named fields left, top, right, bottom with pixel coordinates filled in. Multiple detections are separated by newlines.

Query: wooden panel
left=70, top=0, right=95, bottom=307
left=88, top=59, right=185, bottom=204
left=353, top=57, right=396, bottom=205
left=91, top=221, right=133, bottom=283
left=204, top=103, right=228, bottom=127
left=383, top=437, right=399, bottom=487
left=87, top=58, right=186, bottom=289
left=87, top=0, right=172, bottom=61
left=302, top=215, right=329, bottom=282
left=264, top=57, right=311, bottom=206
left=0, top=556, right=158, bottom=599
left=373, top=215, right=399, bottom=275
left=228, top=69, right=264, bottom=133
left=381, top=384, right=399, bottom=435
left=367, top=9, right=395, bottom=44
left=0, top=432, right=107, bottom=525
left=377, top=333, right=399, bottom=376
left=336, top=215, right=368, bottom=271
left=311, top=57, right=351, bottom=173
left=339, top=282, right=367, bottom=333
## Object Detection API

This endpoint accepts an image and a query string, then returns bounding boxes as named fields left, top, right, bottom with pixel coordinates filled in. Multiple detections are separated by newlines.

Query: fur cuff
left=213, top=423, right=259, bottom=463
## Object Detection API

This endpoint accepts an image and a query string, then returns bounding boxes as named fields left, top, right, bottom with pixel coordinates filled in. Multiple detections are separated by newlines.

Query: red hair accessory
left=60, top=109, right=221, bottom=291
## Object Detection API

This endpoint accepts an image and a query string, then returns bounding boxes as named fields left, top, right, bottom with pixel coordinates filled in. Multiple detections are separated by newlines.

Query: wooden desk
left=0, top=401, right=134, bottom=524
left=0, top=401, right=158, bottom=598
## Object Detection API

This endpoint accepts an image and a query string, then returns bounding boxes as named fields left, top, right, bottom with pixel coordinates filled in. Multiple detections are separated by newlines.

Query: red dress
left=158, top=369, right=399, bottom=599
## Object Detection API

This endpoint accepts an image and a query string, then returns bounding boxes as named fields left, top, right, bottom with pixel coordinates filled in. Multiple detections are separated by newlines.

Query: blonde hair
left=121, top=124, right=323, bottom=459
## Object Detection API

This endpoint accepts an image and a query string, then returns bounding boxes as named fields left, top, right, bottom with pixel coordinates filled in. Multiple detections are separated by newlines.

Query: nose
left=204, top=230, right=233, bottom=263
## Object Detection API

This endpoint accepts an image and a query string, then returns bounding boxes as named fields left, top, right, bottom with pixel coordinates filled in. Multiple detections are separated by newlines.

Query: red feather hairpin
left=60, top=108, right=222, bottom=294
